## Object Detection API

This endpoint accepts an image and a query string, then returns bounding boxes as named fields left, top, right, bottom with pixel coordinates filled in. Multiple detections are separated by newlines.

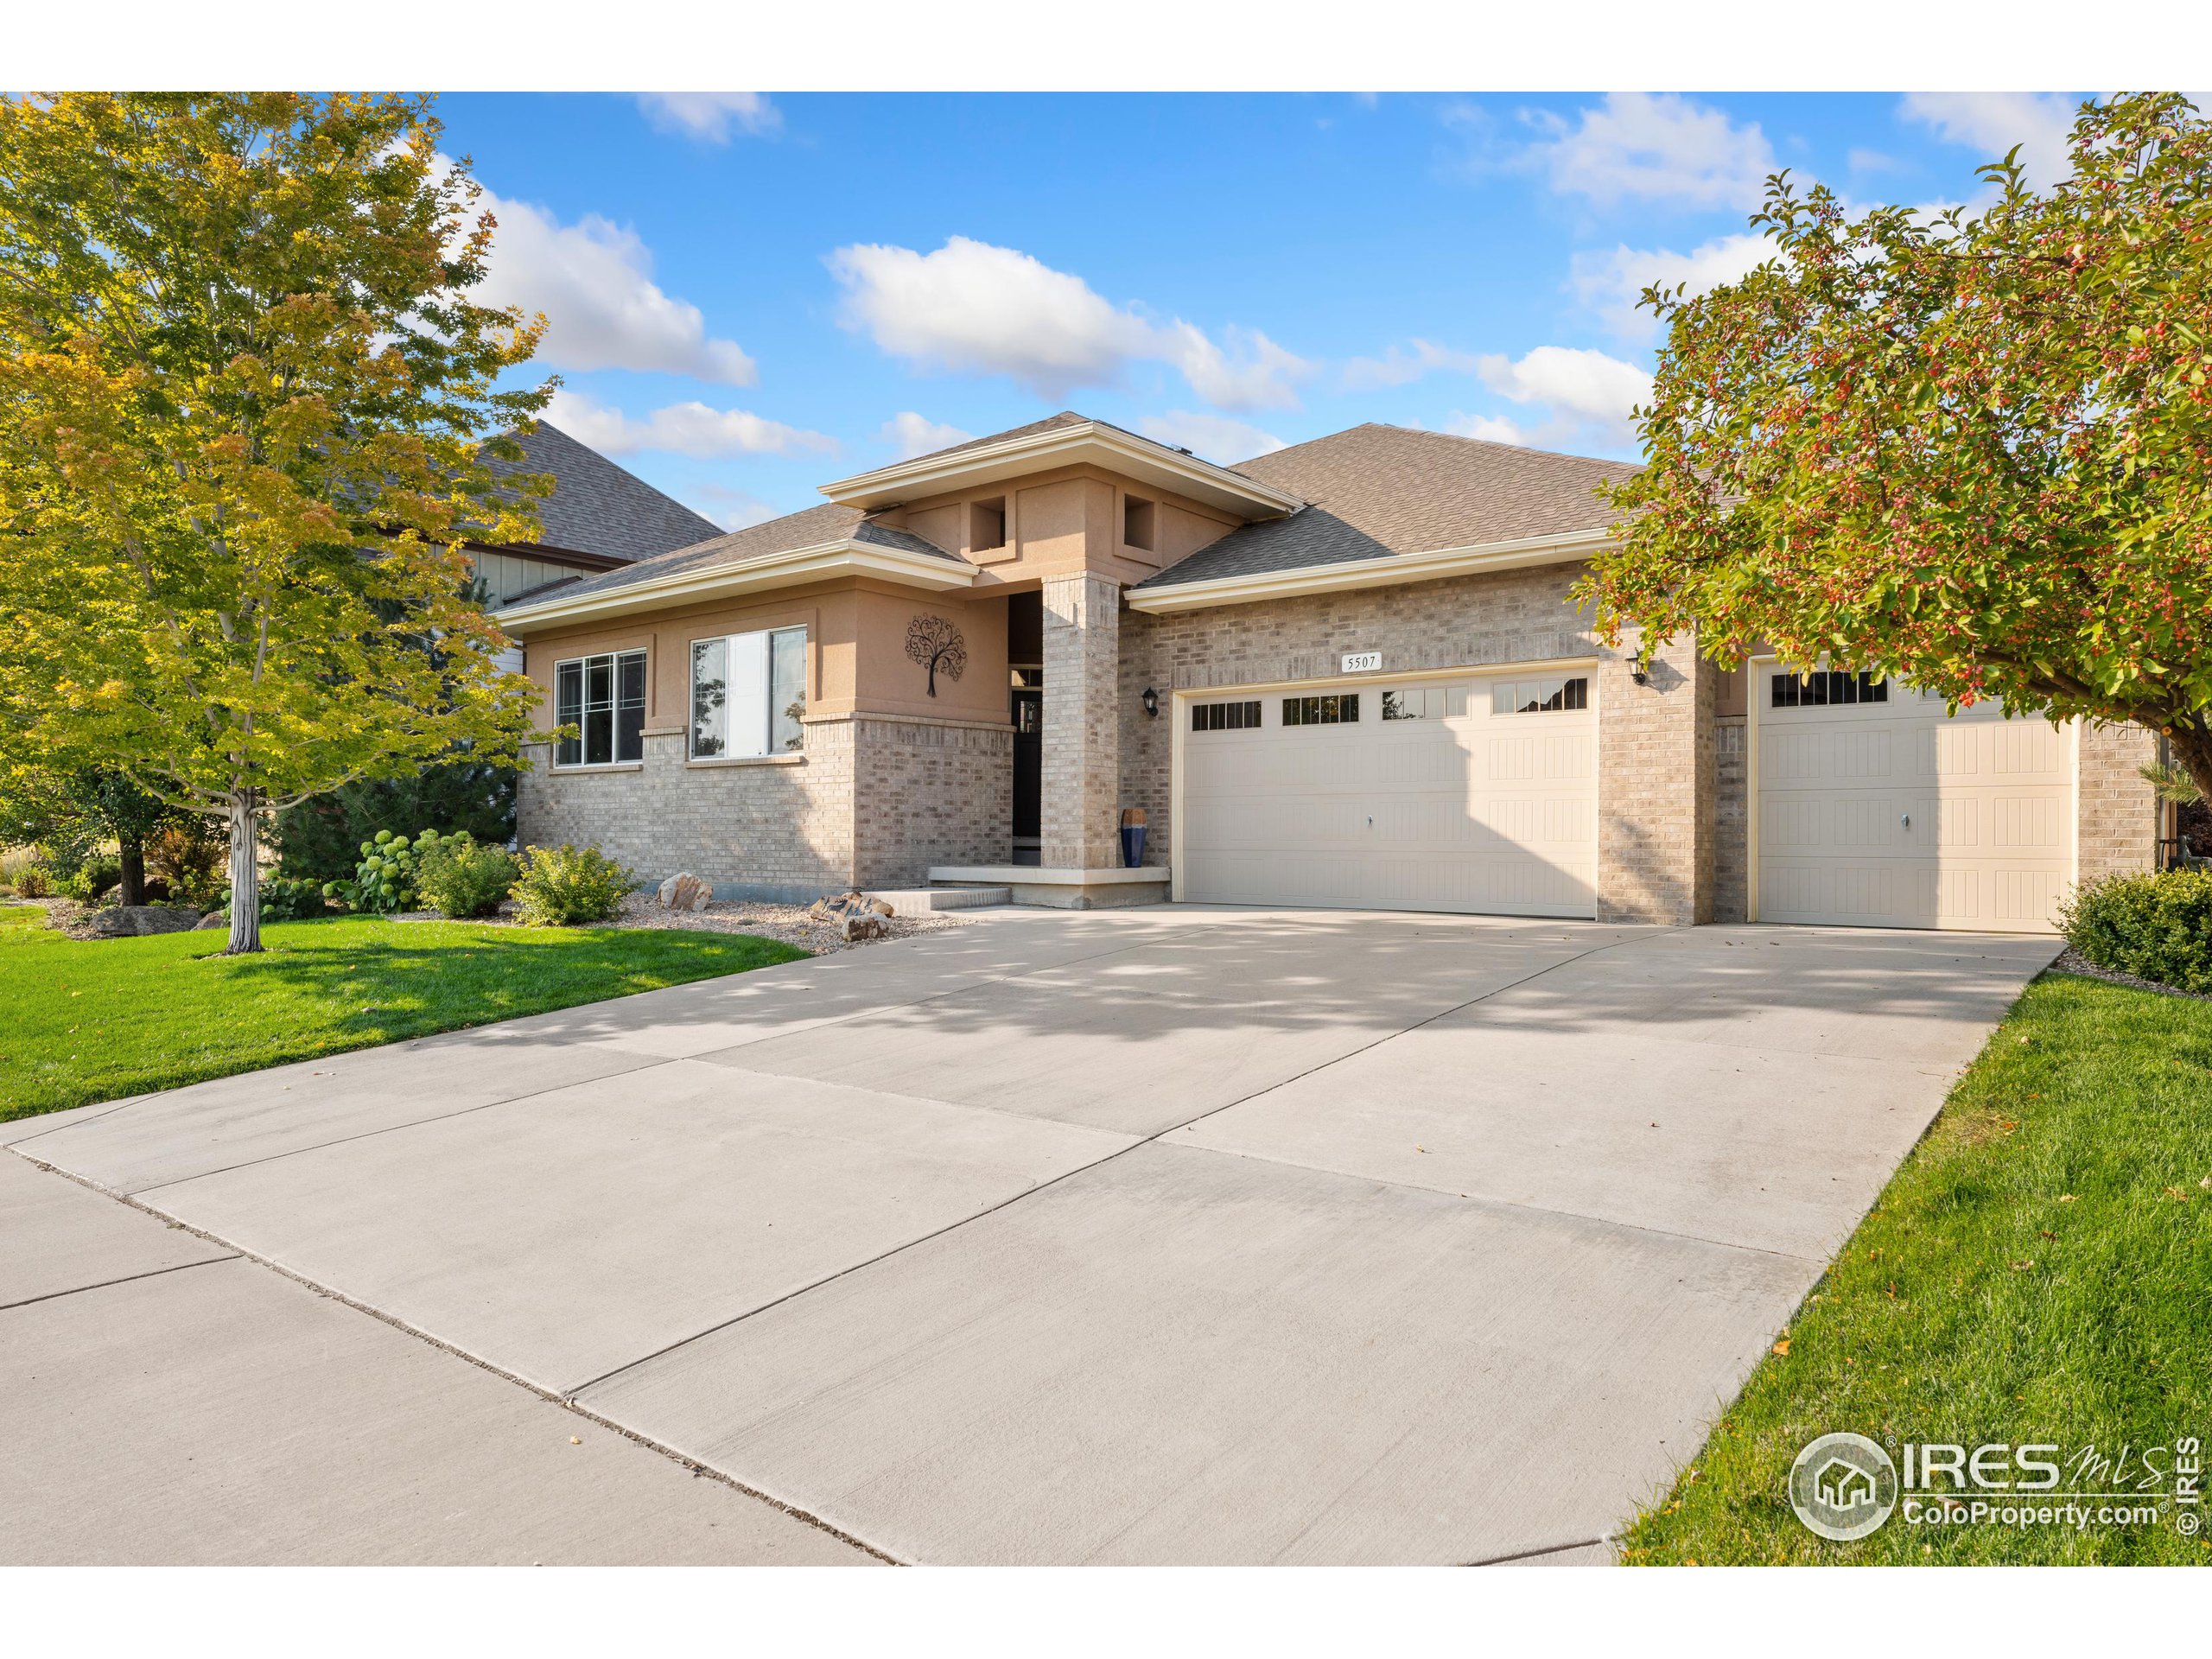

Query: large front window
left=554, top=650, right=645, bottom=767
left=691, top=626, right=807, bottom=759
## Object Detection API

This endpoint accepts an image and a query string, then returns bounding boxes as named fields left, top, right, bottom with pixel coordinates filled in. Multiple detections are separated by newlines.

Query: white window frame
left=690, top=626, right=807, bottom=761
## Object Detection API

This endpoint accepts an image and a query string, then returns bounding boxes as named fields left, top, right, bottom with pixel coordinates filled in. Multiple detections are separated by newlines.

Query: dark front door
left=1011, top=683, right=1042, bottom=861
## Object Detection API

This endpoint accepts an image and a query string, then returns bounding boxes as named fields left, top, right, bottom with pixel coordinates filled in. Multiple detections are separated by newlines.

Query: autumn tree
left=1581, top=92, right=2212, bottom=804
left=0, top=92, right=553, bottom=952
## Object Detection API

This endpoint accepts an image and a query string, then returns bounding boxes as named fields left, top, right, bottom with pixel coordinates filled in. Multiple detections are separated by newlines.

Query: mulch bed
left=2048, top=945, right=2211, bottom=1002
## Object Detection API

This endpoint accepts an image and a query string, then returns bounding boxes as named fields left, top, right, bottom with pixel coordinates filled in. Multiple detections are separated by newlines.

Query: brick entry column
left=1040, top=571, right=1122, bottom=869
left=1596, top=633, right=1715, bottom=925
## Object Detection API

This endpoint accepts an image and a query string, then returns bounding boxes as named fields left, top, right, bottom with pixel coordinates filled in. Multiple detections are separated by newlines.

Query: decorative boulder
left=85, top=905, right=204, bottom=938
left=194, top=910, right=229, bottom=931
left=841, top=912, right=889, bottom=942
left=809, top=888, right=894, bottom=925
left=656, top=873, right=713, bottom=912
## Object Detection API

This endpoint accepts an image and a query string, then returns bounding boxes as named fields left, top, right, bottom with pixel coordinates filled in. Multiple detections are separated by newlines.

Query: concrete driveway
left=4, top=906, right=2059, bottom=1564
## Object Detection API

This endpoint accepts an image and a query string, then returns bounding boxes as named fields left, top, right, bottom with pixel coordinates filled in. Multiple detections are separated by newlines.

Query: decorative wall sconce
left=1141, top=687, right=1160, bottom=718
left=1628, top=660, right=1650, bottom=686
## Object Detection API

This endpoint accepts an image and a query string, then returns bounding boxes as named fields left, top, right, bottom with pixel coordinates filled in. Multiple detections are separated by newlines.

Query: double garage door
left=1179, top=666, right=1599, bottom=918
left=1179, top=662, right=2076, bottom=932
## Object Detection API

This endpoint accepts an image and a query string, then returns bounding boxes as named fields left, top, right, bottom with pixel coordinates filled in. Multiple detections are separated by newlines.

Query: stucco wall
left=1117, top=563, right=1600, bottom=869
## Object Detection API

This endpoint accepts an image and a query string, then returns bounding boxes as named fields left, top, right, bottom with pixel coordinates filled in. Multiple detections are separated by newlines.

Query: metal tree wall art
left=905, top=613, right=968, bottom=697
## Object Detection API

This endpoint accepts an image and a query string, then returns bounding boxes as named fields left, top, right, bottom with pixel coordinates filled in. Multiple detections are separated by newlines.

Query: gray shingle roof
left=481, top=422, right=723, bottom=565
left=1135, top=424, right=1639, bottom=589
left=494, top=500, right=959, bottom=611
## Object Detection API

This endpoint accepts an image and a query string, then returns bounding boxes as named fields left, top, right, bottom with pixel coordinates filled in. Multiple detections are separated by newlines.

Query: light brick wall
left=1119, top=564, right=1599, bottom=869
left=1595, top=638, right=1715, bottom=925
left=1042, top=571, right=1122, bottom=868
left=515, top=721, right=858, bottom=901
left=850, top=715, right=1013, bottom=887
left=1714, top=718, right=1749, bottom=924
left=2076, top=720, right=2161, bottom=884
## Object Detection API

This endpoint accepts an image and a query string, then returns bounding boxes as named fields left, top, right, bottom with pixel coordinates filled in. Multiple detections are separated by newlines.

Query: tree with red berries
left=1581, top=92, right=2212, bottom=803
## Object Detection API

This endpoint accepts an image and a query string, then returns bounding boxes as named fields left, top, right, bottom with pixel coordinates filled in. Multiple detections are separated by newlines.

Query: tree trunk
left=226, top=793, right=263, bottom=954
left=2169, top=722, right=2212, bottom=818
left=118, top=834, right=146, bottom=907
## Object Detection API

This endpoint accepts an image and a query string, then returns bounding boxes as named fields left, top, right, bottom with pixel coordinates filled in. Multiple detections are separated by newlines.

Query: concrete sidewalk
left=5, top=907, right=2060, bottom=1563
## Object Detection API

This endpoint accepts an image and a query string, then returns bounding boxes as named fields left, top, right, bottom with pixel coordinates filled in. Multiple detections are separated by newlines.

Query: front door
left=1011, top=673, right=1042, bottom=866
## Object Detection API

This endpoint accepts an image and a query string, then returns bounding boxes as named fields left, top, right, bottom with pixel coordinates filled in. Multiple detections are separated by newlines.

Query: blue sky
left=435, top=90, right=2088, bottom=531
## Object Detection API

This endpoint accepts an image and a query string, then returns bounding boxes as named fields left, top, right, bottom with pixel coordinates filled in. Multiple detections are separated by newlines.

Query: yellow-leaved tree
left=0, top=92, right=553, bottom=951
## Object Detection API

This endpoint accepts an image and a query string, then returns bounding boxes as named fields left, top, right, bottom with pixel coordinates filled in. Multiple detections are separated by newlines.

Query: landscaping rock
left=194, top=910, right=229, bottom=931
left=657, top=873, right=713, bottom=912
left=840, top=911, right=889, bottom=942
left=84, top=905, right=204, bottom=938
left=809, top=888, right=894, bottom=924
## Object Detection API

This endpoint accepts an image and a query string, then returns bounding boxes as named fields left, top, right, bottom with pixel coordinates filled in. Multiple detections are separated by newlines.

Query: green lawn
left=0, top=906, right=808, bottom=1122
left=1622, top=971, right=2212, bottom=1565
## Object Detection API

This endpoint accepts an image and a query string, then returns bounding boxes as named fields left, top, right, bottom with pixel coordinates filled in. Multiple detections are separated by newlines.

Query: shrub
left=323, top=827, right=465, bottom=913
left=12, top=860, right=52, bottom=899
left=510, top=843, right=636, bottom=927
left=414, top=836, right=519, bottom=919
left=274, top=762, right=518, bottom=887
left=56, top=858, right=122, bottom=904
left=145, top=821, right=228, bottom=910
left=2060, top=869, right=2212, bottom=994
left=252, top=876, right=330, bottom=923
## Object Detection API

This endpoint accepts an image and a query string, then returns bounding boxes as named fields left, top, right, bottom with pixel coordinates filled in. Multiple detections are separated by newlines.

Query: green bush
left=510, top=843, right=636, bottom=927
left=414, top=836, right=519, bottom=919
left=56, top=858, right=122, bottom=904
left=257, top=876, right=330, bottom=923
left=12, top=858, right=53, bottom=899
left=274, top=761, right=518, bottom=887
left=2060, top=869, right=2212, bottom=993
left=323, top=827, right=467, bottom=913
left=145, top=821, right=228, bottom=910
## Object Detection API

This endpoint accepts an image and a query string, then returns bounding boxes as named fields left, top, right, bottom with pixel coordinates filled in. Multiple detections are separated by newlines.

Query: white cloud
left=826, top=235, right=1312, bottom=411
left=1442, top=412, right=1529, bottom=446
left=1477, top=346, right=1652, bottom=441
left=696, top=484, right=782, bottom=532
left=1519, top=92, right=1777, bottom=211
left=475, top=180, right=756, bottom=384
left=545, top=389, right=835, bottom=459
left=880, top=410, right=976, bottom=460
left=637, top=92, right=781, bottom=143
left=1136, top=410, right=1286, bottom=462
left=1568, top=231, right=1775, bottom=340
left=1899, top=92, right=2080, bottom=188
left=1341, top=338, right=1485, bottom=391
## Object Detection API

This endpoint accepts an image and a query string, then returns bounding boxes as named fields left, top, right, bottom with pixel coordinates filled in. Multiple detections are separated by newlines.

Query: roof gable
left=481, top=422, right=723, bottom=565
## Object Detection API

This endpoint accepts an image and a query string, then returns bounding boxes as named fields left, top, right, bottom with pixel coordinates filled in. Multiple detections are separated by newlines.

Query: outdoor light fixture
left=1141, top=687, right=1160, bottom=717
left=1629, top=660, right=1650, bottom=686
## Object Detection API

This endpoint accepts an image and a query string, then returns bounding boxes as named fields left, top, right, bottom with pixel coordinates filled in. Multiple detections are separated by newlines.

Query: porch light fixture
left=1141, top=687, right=1160, bottom=718
left=1628, top=659, right=1650, bottom=686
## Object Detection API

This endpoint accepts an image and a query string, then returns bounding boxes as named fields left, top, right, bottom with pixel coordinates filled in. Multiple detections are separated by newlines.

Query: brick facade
left=1714, top=719, right=1749, bottom=924
left=514, top=709, right=1007, bottom=900
left=2076, top=720, right=2161, bottom=884
left=1595, top=637, right=1716, bottom=925
left=1041, top=571, right=1123, bottom=869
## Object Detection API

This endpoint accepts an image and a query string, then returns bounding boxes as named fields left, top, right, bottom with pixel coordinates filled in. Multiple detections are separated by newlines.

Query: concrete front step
left=928, top=866, right=1172, bottom=911
left=868, top=887, right=1013, bottom=913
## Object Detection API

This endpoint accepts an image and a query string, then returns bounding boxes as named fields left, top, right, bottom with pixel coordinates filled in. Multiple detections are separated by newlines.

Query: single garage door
left=1179, top=666, right=1598, bottom=917
left=1754, top=666, right=2074, bottom=933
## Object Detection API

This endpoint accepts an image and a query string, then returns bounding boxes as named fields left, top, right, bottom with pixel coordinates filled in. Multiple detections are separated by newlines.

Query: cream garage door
left=1754, top=667, right=2074, bottom=933
left=1179, top=668, right=1598, bottom=917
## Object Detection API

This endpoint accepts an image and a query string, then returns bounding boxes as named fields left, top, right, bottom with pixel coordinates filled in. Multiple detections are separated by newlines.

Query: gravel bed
left=391, top=893, right=970, bottom=953
left=2048, top=946, right=2211, bottom=1002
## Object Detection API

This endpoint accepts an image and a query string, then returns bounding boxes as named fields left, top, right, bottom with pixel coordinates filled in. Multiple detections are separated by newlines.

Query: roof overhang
left=819, top=421, right=1304, bottom=520
left=1125, top=526, right=1615, bottom=614
left=494, top=537, right=977, bottom=634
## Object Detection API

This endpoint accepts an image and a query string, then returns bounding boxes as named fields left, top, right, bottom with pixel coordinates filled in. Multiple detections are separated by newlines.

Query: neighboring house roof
left=480, top=421, right=722, bottom=565
left=1135, top=424, right=1639, bottom=590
